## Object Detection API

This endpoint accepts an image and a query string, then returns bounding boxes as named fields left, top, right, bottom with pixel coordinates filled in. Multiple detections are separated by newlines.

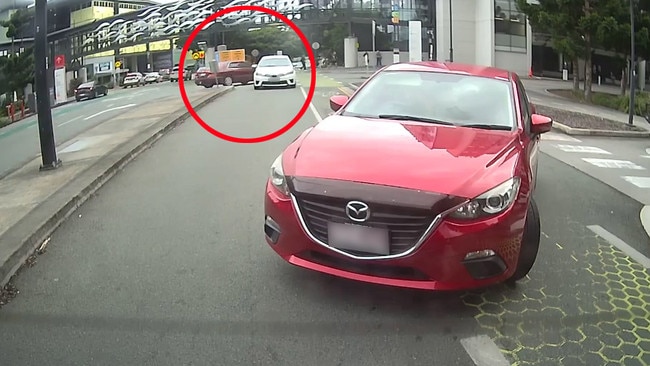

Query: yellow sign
left=218, top=49, right=246, bottom=63
left=192, top=50, right=205, bottom=60
left=115, top=60, right=122, bottom=68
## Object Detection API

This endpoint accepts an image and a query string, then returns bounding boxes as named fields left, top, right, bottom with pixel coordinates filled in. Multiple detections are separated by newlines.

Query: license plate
left=327, top=222, right=390, bottom=255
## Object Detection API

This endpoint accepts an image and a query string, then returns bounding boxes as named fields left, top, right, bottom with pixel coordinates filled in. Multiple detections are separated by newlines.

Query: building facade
left=434, top=0, right=532, bottom=76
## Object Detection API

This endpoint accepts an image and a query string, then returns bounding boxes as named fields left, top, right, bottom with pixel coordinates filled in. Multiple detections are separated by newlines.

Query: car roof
left=381, top=61, right=512, bottom=81
left=260, top=55, right=290, bottom=59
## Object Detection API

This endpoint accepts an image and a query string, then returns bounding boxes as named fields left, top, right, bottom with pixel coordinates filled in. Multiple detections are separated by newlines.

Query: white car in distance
left=253, top=55, right=296, bottom=90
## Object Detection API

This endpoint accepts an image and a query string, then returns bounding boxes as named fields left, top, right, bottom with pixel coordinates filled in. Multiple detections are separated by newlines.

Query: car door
left=514, top=75, right=539, bottom=189
left=229, top=62, right=244, bottom=82
left=237, top=62, right=254, bottom=82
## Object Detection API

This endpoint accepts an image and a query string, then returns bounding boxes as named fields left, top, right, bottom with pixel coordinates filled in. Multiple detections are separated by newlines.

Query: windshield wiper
left=377, top=114, right=455, bottom=126
left=462, top=124, right=513, bottom=131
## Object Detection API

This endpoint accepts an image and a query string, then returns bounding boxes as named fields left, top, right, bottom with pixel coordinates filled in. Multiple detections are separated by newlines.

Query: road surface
left=0, top=82, right=214, bottom=179
left=0, top=80, right=649, bottom=366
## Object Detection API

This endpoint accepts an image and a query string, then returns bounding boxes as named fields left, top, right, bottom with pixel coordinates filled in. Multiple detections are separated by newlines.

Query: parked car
left=159, top=69, right=171, bottom=81
left=253, top=55, right=296, bottom=89
left=75, top=81, right=108, bottom=101
left=170, top=66, right=192, bottom=82
left=193, top=67, right=213, bottom=86
left=196, top=62, right=255, bottom=88
left=263, top=61, right=553, bottom=291
left=144, top=72, right=163, bottom=84
left=122, top=72, right=144, bottom=88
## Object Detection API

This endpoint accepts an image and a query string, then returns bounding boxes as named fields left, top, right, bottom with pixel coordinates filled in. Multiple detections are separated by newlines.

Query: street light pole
left=628, top=0, right=636, bottom=125
left=34, top=0, right=61, bottom=171
left=448, top=0, right=453, bottom=62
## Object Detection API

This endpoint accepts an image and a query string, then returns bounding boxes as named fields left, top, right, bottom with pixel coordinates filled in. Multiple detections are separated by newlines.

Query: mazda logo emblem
left=345, top=201, right=370, bottom=222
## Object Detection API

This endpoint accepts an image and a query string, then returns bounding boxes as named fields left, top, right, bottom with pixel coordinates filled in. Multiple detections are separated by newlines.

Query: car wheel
left=289, top=84, right=297, bottom=89
left=507, top=198, right=540, bottom=284
left=254, top=85, right=260, bottom=90
left=224, top=76, right=233, bottom=86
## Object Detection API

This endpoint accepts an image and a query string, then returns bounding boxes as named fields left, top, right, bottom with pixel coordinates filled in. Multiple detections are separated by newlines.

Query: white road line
left=83, top=104, right=137, bottom=121
left=460, top=335, right=511, bottom=366
left=300, top=86, right=323, bottom=123
left=582, top=158, right=645, bottom=170
left=587, top=225, right=650, bottom=269
left=541, top=132, right=582, bottom=142
left=622, top=176, right=650, bottom=188
left=555, top=144, right=611, bottom=154
left=57, top=115, right=82, bottom=127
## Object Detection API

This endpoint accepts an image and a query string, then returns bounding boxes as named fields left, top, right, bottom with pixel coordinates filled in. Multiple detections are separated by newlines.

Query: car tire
left=289, top=84, right=297, bottom=89
left=254, top=85, right=260, bottom=90
left=508, top=198, right=540, bottom=284
left=224, top=77, right=233, bottom=86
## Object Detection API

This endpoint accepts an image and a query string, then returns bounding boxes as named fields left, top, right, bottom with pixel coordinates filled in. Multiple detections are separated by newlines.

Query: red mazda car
left=263, top=61, right=553, bottom=291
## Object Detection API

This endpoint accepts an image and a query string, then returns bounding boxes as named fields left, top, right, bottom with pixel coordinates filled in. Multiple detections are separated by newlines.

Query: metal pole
left=34, top=0, right=61, bottom=171
left=448, top=0, right=453, bottom=62
left=372, top=20, right=376, bottom=54
left=628, top=0, right=636, bottom=125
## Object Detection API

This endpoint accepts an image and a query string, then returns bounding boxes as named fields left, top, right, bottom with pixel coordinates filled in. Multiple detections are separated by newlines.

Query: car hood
left=256, top=65, right=293, bottom=75
left=284, top=116, right=522, bottom=199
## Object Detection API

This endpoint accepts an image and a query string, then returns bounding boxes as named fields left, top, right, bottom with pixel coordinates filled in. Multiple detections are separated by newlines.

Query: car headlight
left=448, top=177, right=521, bottom=220
left=270, top=154, right=289, bottom=195
left=279, top=71, right=294, bottom=76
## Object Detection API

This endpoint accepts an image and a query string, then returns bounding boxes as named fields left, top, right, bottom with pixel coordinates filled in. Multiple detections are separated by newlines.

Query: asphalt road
left=0, top=81, right=213, bottom=179
left=0, top=81, right=649, bottom=366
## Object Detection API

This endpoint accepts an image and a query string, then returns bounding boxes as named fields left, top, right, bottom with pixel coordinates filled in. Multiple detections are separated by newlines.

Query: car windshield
left=78, top=82, right=94, bottom=88
left=341, top=71, right=517, bottom=129
left=126, top=73, right=138, bottom=77
left=258, top=57, right=291, bottom=67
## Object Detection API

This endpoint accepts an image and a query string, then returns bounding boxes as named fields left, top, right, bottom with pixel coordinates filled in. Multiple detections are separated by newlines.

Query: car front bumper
left=254, top=73, right=296, bottom=87
left=263, top=180, right=528, bottom=291
left=75, top=92, right=93, bottom=99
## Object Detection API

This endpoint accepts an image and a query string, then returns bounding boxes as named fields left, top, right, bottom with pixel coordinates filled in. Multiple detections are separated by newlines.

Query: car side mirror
left=252, top=64, right=257, bottom=68
left=329, top=95, right=349, bottom=112
left=531, top=114, right=553, bottom=134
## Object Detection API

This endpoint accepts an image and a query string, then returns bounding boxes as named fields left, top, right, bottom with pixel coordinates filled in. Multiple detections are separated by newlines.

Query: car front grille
left=294, top=194, right=435, bottom=256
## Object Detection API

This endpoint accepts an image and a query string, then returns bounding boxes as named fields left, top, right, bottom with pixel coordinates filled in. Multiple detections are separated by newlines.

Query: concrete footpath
left=0, top=86, right=234, bottom=287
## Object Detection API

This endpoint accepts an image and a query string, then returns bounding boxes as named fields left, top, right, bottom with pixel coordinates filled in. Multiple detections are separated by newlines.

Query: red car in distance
left=194, top=61, right=255, bottom=88
left=263, top=61, right=553, bottom=291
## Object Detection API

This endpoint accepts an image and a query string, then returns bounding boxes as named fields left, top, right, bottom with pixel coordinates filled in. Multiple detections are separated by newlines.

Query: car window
left=257, top=57, right=291, bottom=67
left=341, top=71, right=517, bottom=129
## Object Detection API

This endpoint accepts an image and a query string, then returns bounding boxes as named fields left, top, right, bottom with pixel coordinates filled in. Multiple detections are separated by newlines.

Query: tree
left=0, top=47, right=35, bottom=101
left=517, top=0, right=585, bottom=92
left=594, top=0, right=650, bottom=95
left=175, top=26, right=305, bottom=59
left=0, top=9, right=29, bottom=56
left=322, top=23, right=347, bottom=65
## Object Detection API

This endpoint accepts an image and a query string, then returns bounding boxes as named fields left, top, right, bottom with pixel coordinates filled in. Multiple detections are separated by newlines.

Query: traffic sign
left=312, top=42, right=320, bottom=50
left=251, top=49, right=259, bottom=57
left=218, top=49, right=246, bottom=62
left=115, top=60, right=122, bottom=69
left=192, top=50, right=206, bottom=60
left=54, top=55, right=65, bottom=69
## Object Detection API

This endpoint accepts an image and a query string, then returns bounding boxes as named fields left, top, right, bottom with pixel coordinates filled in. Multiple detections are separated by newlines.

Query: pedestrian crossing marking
left=541, top=132, right=582, bottom=142
left=622, top=176, right=650, bottom=188
left=555, top=144, right=611, bottom=154
left=582, top=158, right=645, bottom=170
